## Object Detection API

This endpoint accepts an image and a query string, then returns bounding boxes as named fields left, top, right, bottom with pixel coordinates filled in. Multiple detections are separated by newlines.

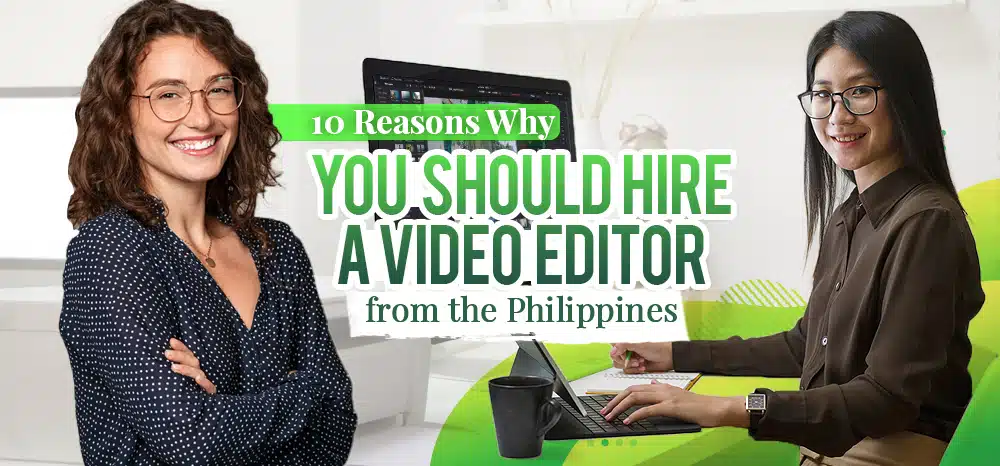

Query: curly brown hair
left=67, top=0, right=281, bottom=251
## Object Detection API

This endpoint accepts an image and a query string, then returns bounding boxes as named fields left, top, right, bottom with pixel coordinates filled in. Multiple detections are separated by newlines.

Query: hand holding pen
left=609, top=342, right=675, bottom=373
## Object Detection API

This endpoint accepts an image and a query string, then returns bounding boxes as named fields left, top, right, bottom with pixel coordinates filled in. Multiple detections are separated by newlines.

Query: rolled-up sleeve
left=750, top=208, right=967, bottom=456
left=60, top=225, right=332, bottom=465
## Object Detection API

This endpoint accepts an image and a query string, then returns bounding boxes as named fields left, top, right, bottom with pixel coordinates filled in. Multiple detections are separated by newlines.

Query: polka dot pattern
left=59, top=202, right=357, bottom=465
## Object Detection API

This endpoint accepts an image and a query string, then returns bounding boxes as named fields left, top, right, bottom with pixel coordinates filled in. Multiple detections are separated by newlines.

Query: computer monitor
left=362, top=58, right=577, bottom=224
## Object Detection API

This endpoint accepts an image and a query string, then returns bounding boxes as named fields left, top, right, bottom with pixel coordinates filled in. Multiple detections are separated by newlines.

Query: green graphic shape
left=269, top=103, right=561, bottom=141
left=969, top=281, right=1000, bottom=389
left=940, top=357, right=1000, bottom=465
left=958, top=178, right=1000, bottom=281
left=718, top=280, right=806, bottom=308
left=683, top=300, right=805, bottom=341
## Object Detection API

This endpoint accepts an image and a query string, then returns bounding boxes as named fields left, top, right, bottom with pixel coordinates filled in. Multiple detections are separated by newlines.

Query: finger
left=168, top=339, right=197, bottom=359
left=602, top=392, right=636, bottom=419
left=605, top=392, right=656, bottom=420
left=612, top=343, right=641, bottom=359
left=603, top=388, right=660, bottom=419
left=623, top=357, right=646, bottom=373
left=171, top=364, right=216, bottom=395
left=197, top=374, right=217, bottom=395
left=601, top=384, right=664, bottom=415
left=171, top=363, right=201, bottom=380
left=625, top=405, right=663, bottom=424
left=610, top=346, right=632, bottom=363
left=610, top=350, right=625, bottom=368
left=165, top=349, right=201, bottom=369
left=171, top=340, right=199, bottom=361
left=170, top=338, right=194, bottom=354
left=600, top=387, right=633, bottom=414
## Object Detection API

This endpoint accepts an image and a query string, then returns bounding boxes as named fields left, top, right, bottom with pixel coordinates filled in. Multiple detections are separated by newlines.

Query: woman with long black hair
left=603, top=10, right=985, bottom=465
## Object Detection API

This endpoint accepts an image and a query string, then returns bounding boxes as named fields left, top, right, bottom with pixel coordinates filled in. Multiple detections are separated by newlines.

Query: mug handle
left=536, top=398, right=562, bottom=438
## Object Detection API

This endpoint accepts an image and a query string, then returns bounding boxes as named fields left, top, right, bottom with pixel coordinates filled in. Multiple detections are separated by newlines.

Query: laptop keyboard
left=556, top=394, right=657, bottom=434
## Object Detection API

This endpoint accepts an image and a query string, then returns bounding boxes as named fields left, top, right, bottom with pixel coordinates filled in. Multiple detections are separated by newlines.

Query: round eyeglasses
left=797, top=85, right=883, bottom=119
left=132, top=76, right=244, bottom=122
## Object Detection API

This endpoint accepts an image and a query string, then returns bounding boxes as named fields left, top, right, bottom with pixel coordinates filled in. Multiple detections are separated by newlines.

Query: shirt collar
left=843, top=165, right=927, bottom=229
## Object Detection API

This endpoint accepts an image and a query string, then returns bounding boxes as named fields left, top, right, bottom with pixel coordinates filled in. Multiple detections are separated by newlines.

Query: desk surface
left=429, top=343, right=800, bottom=466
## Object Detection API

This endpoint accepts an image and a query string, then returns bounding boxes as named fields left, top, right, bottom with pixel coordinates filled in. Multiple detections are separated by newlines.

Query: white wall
left=0, top=0, right=300, bottom=267
left=480, top=6, right=1000, bottom=298
left=0, top=0, right=135, bottom=88
left=0, top=0, right=301, bottom=98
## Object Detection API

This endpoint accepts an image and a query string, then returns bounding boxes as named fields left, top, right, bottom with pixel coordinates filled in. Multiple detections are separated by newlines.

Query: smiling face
left=130, top=35, right=238, bottom=194
left=809, top=45, right=901, bottom=188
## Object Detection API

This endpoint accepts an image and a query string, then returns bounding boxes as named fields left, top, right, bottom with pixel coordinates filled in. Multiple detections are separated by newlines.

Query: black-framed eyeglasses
left=797, top=85, right=884, bottom=119
left=132, top=76, right=245, bottom=122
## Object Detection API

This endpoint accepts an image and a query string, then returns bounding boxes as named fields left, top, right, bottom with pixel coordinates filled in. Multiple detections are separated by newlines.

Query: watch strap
left=747, top=389, right=768, bottom=435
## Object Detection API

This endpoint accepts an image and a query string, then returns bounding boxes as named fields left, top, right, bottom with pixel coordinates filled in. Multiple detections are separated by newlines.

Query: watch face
left=747, top=394, right=766, bottom=410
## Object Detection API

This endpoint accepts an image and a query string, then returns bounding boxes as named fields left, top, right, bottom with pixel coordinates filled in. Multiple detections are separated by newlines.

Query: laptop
left=510, top=340, right=702, bottom=440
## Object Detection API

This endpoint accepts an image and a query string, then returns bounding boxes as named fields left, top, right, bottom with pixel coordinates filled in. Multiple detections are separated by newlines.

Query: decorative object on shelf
left=618, top=114, right=668, bottom=150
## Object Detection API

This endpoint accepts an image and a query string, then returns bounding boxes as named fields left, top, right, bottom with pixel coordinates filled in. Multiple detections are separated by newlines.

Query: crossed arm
left=60, top=226, right=357, bottom=465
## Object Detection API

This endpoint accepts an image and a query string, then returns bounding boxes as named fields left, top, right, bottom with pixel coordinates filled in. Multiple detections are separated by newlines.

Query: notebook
left=569, top=368, right=702, bottom=394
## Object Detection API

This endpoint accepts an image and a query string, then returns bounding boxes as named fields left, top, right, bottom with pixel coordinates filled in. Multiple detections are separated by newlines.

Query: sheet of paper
left=569, top=367, right=701, bottom=394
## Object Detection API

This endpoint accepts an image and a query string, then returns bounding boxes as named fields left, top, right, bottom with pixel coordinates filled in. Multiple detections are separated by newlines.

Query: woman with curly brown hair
left=58, top=1, right=357, bottom=464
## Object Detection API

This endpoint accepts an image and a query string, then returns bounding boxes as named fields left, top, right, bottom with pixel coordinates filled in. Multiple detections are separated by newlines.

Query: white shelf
left=464, top=0, right=967, bottom=26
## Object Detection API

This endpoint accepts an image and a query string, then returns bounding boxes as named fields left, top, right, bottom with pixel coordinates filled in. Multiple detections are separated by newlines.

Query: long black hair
left=803, top=10, right=961, bottom=252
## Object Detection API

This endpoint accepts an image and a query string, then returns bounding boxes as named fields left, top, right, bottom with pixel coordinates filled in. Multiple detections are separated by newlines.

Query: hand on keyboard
left=599, top=381, right=748, bottom=429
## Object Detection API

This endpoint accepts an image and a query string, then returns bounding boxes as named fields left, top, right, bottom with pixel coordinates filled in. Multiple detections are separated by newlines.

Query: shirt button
left=835, top=281, right=842, bottom=290
left=821, top=336, right=828, bottom=346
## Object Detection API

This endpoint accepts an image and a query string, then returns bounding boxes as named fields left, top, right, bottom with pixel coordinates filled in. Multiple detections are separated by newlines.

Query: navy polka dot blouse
left=59, top=200, right=358, bottom=465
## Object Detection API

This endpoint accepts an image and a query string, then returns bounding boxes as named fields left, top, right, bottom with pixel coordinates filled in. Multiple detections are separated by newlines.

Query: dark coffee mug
left=488, top=375, right=562, bottom=459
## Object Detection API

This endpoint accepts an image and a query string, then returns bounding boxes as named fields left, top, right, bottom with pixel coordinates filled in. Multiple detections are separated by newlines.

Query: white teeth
left=173, top=137, right=216, bottom=151
left=833, top=134, right=863, bottom=143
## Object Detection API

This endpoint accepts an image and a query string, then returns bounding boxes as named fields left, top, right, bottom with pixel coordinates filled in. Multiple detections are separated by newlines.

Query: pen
left=624, top=350, right=633, bottom=369
left=683, top=373, right=702, bottom=391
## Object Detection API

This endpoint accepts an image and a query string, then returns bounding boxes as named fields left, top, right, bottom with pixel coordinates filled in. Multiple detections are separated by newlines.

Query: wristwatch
left=746, top=391, right=767, bottom=433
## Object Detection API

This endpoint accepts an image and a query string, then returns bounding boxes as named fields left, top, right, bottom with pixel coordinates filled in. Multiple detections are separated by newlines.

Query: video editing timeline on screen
left=370, top=74, right=573, bottom=223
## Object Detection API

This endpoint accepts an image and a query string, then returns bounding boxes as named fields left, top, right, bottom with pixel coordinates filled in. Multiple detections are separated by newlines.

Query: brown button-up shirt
left=672, top=166, right=986, bottom=457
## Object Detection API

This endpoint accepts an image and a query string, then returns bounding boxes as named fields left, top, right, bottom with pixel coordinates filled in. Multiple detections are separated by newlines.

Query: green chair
left=940, top=358, right=1000, bottom=465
